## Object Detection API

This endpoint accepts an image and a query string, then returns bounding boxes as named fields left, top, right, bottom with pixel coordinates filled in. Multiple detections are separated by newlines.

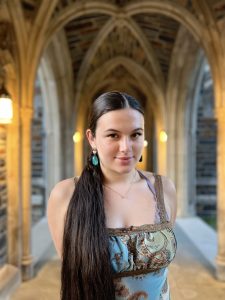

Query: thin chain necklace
left=103, top=170, right=137, bottom=199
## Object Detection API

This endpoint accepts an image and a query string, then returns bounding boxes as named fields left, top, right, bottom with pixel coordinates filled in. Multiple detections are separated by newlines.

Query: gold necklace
left=103, top=170, right=137, bottom=199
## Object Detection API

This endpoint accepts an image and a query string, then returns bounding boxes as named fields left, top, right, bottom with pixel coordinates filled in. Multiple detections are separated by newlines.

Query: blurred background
left=0, top=0, right=225, bottom=299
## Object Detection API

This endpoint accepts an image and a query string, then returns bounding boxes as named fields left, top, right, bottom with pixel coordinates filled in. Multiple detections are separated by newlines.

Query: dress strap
left=136, top=170, right=156, bottom=197
left=153, top=174, right=169, bottom=223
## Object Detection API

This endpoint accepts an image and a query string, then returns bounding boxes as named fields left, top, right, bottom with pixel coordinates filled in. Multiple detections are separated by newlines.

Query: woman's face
left=87, top=108, right=144, bottom=176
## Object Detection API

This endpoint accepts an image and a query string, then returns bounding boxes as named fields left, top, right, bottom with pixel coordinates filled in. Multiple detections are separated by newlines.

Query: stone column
left=7, top=102, right=21, bottom=267
left=0, top=125, right=7, bottom=267
left=20, top=107, right=33, bottom=280
left=215, top=107, right=225, bottom=281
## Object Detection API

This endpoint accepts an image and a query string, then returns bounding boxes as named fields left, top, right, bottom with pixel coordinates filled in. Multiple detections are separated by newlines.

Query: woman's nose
left=119, top=137, right=131, bottom=151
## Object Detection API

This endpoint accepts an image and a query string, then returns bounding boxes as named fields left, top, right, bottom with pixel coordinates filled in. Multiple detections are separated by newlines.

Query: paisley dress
left=107, top=171, right=177, bottom=300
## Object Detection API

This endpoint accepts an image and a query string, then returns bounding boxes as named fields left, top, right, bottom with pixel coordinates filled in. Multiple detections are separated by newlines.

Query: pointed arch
left=75, top=17, right=165, bottom=112
left=74, top=57, right=167, bottom=175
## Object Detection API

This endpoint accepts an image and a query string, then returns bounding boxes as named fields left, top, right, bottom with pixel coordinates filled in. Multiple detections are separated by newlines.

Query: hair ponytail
left=61, top=153, right=115, bottom=300
left=60, top=91, right=144, bottom=299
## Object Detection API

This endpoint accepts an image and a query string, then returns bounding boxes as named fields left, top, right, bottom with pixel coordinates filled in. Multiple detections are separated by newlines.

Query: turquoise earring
left=91, top=149, right=99, bottom=166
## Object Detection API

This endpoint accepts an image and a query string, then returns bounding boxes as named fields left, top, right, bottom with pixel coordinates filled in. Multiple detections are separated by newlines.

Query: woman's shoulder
left=138, top=170, right=154, bottom=181
left=47, top=177, right=77, bottom=258
left=158, top=174, right=176, bottom=203
left=47, top=177, right=77, bottom=225
left=158, top=174, right=177, bottom=226
left=48, top=177, right=76, bottom=207
left=139, top=169, right=177, bottom=225
left=139, top=169, right=175, bottom=190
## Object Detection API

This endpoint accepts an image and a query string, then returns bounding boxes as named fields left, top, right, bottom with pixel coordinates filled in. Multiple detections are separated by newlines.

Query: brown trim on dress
left=153, top=174, right=168, bottom=223
left=112, top=267, right=163, bottom=278
left=107, top=221, right=172, bottom=235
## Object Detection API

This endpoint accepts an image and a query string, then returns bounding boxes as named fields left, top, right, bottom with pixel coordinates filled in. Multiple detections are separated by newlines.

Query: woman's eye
left=107, top=134, right=119, bottom=138
left=131, top=132, right=142, bottom=138
left=106, top=132, right=142, bottom=139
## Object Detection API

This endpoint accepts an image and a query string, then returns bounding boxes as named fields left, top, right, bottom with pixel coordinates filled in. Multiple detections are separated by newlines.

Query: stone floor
left=10, top=223, right=225, bottom=300
left=169, top=225, right=225, bottom=300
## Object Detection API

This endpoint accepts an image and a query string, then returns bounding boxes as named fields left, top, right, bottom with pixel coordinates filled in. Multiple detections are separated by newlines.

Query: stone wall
left=0, top=125, right=7, bottom=267
left=31, top=79, right=46, bottom=225
left=196, top=66, right=217, bottom=220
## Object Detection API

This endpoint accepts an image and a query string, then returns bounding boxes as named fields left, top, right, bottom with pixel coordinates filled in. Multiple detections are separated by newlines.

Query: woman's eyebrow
left=104, top=128, right=144, bottom=132
left=133, top=128, right=144, bottom=131
left=104, top=129, right=120, bottom=132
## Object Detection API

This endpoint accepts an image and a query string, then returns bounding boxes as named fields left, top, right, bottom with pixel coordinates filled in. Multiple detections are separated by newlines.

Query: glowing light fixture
left=0, top=85, right=13, bottom=124
left=73, top=131, right=81, bottom=143
left=159, top=131, right=167, bottom=142
left=144, top=140, right=148, bottom=147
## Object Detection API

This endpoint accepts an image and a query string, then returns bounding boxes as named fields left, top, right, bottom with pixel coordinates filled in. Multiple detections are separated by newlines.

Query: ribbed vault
left=34, top=0, right=224, bottom=110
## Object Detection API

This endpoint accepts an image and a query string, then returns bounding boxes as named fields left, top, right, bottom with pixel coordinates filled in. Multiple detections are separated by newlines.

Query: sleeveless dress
left=107, top=171, right=177, bottom=300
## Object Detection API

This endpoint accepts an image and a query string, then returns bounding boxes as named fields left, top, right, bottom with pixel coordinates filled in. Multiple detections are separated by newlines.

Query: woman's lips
left=116, top=156, right=133, bottom=160
left=115, top=156, right=134, bottom=165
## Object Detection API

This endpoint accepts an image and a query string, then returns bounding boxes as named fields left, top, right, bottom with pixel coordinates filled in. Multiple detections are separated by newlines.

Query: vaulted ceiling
left=20, top=0, right=225, bottom=102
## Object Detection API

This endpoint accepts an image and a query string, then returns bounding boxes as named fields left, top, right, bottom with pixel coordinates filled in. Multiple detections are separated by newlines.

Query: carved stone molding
left=105, top=64, right=136, bottom=81
left=0, top=22, right=14, bottom=71
left=0, top=0, right=7, bottom=8
left=0, top=22, right=13, bottom=51
left=88, top=25, right=153, bottom=78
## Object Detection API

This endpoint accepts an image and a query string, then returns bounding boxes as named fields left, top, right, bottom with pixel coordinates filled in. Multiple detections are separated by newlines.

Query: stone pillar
left=215, top=107, right=225, bottom=281
left=7, top=102, right=21, bottom=267
left=0, top=125, right=7, bottom=267
left=20, top=107, right=33, bottom=280
left=64, top=126, right=74, bottom=178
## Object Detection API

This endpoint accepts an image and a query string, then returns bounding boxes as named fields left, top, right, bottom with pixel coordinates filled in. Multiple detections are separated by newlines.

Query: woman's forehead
left=96, top=108, right=144, bottom=130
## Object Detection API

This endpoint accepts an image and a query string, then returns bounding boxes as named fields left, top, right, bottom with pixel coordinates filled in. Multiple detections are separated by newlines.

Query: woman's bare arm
left=47, top=178, right=75, bottom=259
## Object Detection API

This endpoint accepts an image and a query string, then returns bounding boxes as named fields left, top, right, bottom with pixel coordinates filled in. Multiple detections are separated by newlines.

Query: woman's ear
left=86, top=129, right=96, bottom=148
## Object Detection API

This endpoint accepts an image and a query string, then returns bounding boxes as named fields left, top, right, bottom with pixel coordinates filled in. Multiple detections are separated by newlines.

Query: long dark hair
left=61, top=91, right=144, bottom=300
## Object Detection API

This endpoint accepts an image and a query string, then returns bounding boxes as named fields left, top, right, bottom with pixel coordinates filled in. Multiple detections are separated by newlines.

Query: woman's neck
left=101, top=167, right=139, bottom=185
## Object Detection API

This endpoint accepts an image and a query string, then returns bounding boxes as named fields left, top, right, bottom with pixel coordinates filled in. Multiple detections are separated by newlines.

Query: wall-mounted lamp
left=0, top=84, right=13, bottom=124
left=73, top=131, right=81, bottom=143
left=159, top=130, right=168, bottom=142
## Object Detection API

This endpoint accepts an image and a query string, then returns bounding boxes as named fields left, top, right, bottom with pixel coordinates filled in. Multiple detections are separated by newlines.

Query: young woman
left=47, top=91, right=177, bottom=300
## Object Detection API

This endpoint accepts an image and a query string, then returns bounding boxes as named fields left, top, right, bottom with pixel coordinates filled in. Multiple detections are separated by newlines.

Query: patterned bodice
left=107, top=172, right=177, bottom=278
left=108, top=223, right=176, bottom=278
